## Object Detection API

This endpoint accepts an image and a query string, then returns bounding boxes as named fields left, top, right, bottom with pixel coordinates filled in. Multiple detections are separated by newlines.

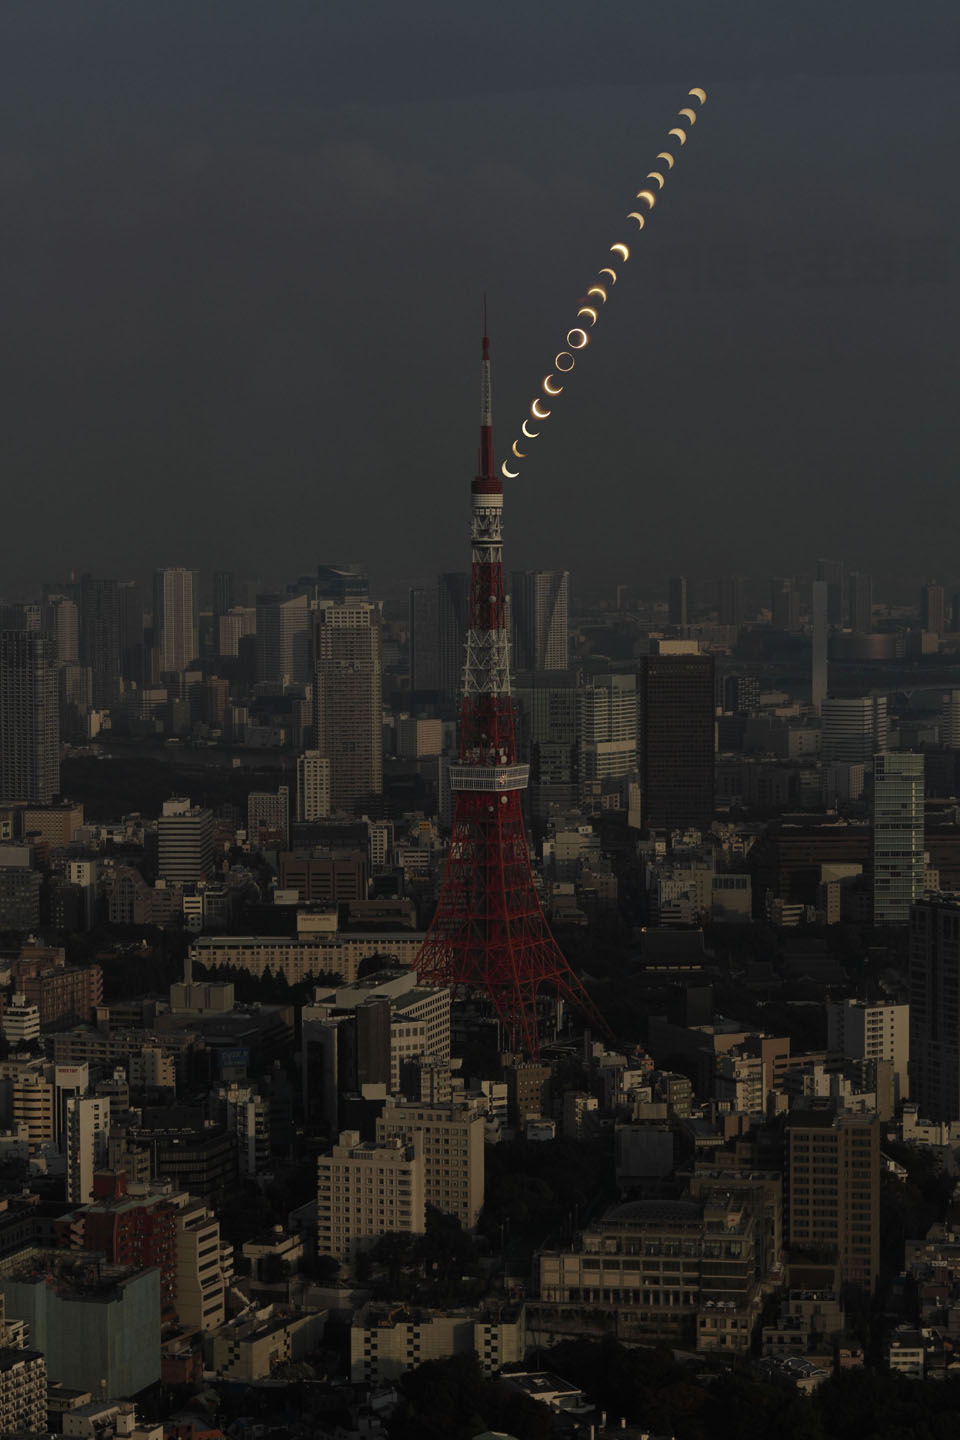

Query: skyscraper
left=921, top=582, right=945, bottom=637
left=811, top=579, right=828, bottom=714
left=941, top=691, right=960, bottom=747
left=213, top=571, right=236, bottom=619
left=316, top=565, right=369, bottom=602
left=255, top=592, right=311, bottom=687
left=577, top=673, right=637, bottom=804
left=816, top=558, right=846, bottom=627
left=820, top=695, right=888, bottom=764
left=153, top=568, right=198, bottom=674
left=296, top=750, right=332, bottom=822
left=437, top=572, right=470, bottom=706
left=770, top=578, right=800, bottom=631
left=409, top=585, right=440, bottom=696
left=716, top=577, right=743, bottom=628
left=80, top=575, right=121, bottom=708
left=117, top=581, right=143, bottom=687
left=786, top=1107, right=880, bottom=1295
left=44, top=595, right=79, bottom=666
left=873, top=753, right=924, bottom=925
left=910, top=895, right=960, bottom=1121
left=848, top=572, right=873, bottom=634
left=667, top=576, right=688, bottom=627
left=640, top=653, right=715, bottom=833
left=313, top=600, right=383, bottom=812
left=513, top=670, right=579, bottom=825
left=0, top=632, right=59, bottom=804
left=510, top=571, right=569, bottom=671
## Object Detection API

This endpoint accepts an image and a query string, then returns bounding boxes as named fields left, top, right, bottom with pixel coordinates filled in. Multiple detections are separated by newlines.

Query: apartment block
left=376, top=1098, right=485, bottom=1229
left=786, top=1106, right=880, bottom=1295
left=317, top=1130, right=425, bottom=1265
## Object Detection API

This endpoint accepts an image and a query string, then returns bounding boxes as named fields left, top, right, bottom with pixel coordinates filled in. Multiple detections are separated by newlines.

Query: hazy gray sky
left=1, top=1, right=957, bottom=600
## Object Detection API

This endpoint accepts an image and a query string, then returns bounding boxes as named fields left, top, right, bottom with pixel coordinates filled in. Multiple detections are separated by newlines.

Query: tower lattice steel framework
left=416, top=325, right=604, bottom=1059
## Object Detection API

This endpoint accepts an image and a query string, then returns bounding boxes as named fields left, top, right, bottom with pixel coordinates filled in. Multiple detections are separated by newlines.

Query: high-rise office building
left=811, top=579, right=828, bottom=714
left=296, top=751, right=332, bottom=822
left=770, top=578, right=800, bottom=631
left=942, top=691, right=960, bottom=747
left=247, top=787, right=290, bottom=849
left=153, top=568, right=198, bottom=674
left=640, top=653, right=715, bottom=833
left=720, top=674, right=760, bottom=714
left=213, top=571, right=236, bottom=619
left=510, top=571, right=569, bottom=672
left=921, top=582, right=945, bottom=637
left=409, top=586, right=440, bottom=695
left=513, top=670, right=579, bottom=825
left=118, top=581, right=143, bottom=686
left=820, top=695, right=888, bottom=764
left=873, top=753, right=924, bottom=925
left=255, top=593, right=310, bottom=687
left=577, top=673, right=637, bottom=802
left=313, top=600, right=383, bottom=812
left=218, top=606, right=256, bottom=658
left=80, top=575, right=121, bottom=707
left=848, top=572, right=873, bottom=634
left=816, top=558, right=846, bottom=627
left=44, top=595, right=79, bottom=665
left=316, top=565, right=369, bottom=602
left=0, top=632, right=59, bottom=804
left=668, top=576, right=688, bottom=627
left=157, top=798, right=214, bottom=884
left=437, top=572, right=470, bottom=706
left=716, top=577, right=743, bottom=628
left=786, top=1107, right=880, bottom=1295
left=910, top=895, right=960, bottom=1122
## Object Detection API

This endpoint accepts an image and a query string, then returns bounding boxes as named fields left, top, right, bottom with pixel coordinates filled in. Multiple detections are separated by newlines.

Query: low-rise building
left=532, top=1192, right=761, bottom=1353
left=206, top=1304, right=325, bottom=1381
left=350, top=1303, right=525, bottom=1384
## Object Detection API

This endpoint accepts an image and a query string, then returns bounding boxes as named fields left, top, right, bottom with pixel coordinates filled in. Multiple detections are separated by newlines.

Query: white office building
left=873, top=753, right=924, bottom=924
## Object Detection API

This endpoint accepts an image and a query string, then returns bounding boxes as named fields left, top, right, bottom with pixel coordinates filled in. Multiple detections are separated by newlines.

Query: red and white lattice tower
left=416, top=323, right=603, bottom=1059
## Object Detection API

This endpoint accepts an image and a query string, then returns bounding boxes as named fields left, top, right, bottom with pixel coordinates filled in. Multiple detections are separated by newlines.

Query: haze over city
left=1, top=0, right=957, bottom=599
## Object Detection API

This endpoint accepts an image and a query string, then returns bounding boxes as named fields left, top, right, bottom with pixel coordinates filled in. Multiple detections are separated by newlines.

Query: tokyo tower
left=416, top=321, right=604, bottom=1059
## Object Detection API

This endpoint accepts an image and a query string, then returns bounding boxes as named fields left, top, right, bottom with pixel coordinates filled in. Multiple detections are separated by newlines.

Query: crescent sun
left=635, top=190, right=657, bottom=208
left=512, top=441, right=527, bottom=458
left=598, top=267, right=617, bottom=283
left=577, top=306, right=598, bottom=325
left=586, top=285, right=608, bottom=302
left=543, top=374, right=563, bottom=396
left=668, top=127, right=687, bottom=144
left=521, top=420, right=540, bottom=439
left=689, top=87, right=707, bottom=104
left=678, top=108, right=697, bottom=125
left=627, top=213, right=646, bottom=228
left=647, top=171, right=665, bottom=190
left=610, top=243, right=630, bottom=262
left=657, top=151, right=675, bottom=169
left=501, top=462, right=519, bottom=479
left=531, top=398, right=552, bottom=419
